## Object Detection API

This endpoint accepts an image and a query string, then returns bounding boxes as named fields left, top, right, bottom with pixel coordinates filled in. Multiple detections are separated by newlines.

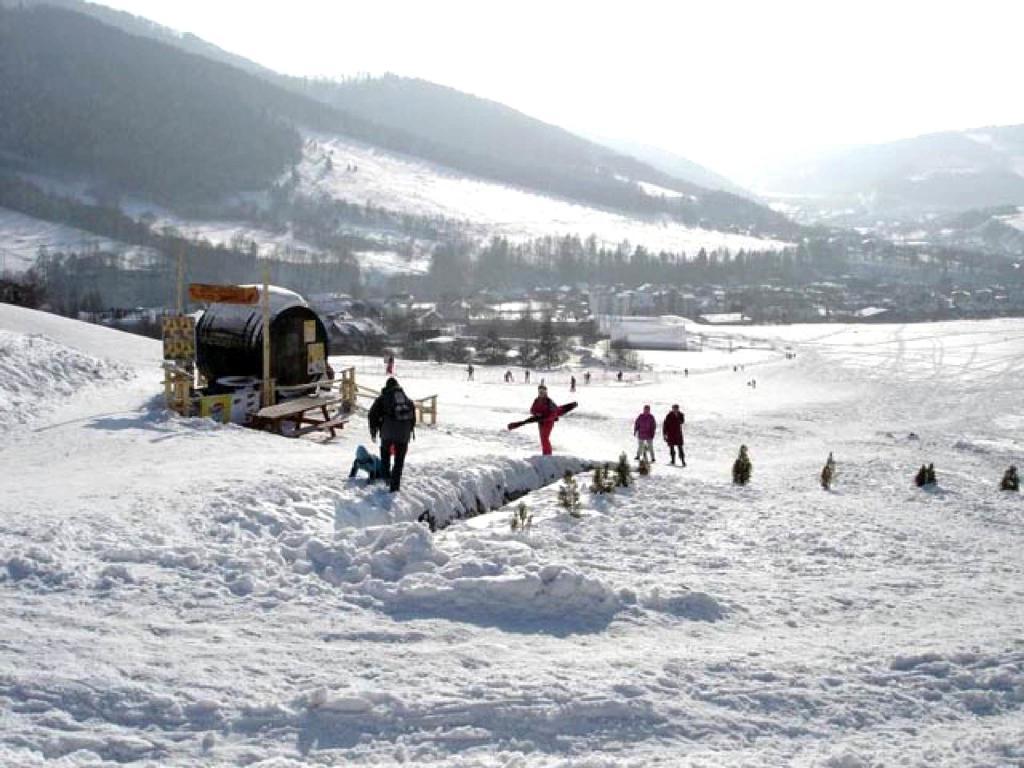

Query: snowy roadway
left=1, top=303, right=1023, bottom=766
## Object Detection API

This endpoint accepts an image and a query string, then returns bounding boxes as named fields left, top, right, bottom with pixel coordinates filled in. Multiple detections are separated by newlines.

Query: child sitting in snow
left=348, top=445, right=384, bottom=484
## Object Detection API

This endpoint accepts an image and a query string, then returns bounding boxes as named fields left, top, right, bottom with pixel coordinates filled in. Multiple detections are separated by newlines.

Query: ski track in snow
left=1, top=304, right=1024, bottom=766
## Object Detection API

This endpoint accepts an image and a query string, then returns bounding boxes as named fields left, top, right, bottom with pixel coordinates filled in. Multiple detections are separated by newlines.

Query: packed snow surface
left=2, top=303, right=1024, bottom=766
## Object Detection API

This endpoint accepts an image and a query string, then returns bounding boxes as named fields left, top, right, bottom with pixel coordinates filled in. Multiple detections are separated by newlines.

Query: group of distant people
left=350, top=356, right=693, bottom=495
left=528, top=384, right=686, bottom=465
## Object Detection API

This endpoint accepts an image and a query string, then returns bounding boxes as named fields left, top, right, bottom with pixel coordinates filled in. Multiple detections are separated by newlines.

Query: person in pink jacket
left=634, top=404, right=657, bottom=463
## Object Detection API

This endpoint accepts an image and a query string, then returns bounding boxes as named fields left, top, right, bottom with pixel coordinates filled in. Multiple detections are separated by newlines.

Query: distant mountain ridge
left=591, top=137, right=751, bottom=198
left=0, top=1, right=798, bottom=241
left=761, top=125, right=1024, bottom=214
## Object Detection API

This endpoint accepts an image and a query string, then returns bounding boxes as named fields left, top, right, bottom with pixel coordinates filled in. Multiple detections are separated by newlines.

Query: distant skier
left=385, top=354, right=395, bottom=376
left=584, top=371, right=591, bottom=385
left=467, top=363, right=475, bottom=381
left=368, top=377, right=416, bottom=493
left=524, top=370, right=531, bottom=384
left=570, top=375, right=576, bottom=393
left=634, top=404, right=656, bottom=463
left=662, top=404, right=685, bottom=466
left=530, top=384, right=560, bottom=456
left=617, top=371, right=623, bottom=382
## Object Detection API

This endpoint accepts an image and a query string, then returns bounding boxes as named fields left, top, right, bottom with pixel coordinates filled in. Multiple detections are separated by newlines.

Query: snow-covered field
left=2, top=303, right=1023, bottom=766
left=0, top=207, right=158, bottom=276
left=299, top=135, right=790, bottom=255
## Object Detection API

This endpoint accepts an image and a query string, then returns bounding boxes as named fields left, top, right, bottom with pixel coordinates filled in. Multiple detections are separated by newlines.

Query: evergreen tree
left=615, top=453, right=633, bottom=488
left=1000, top=465, right=1019, bottom=492
left=820, top=451, right=835, bottom=490
left=732, top=445, right=752, bottom=485
left=517, top=310, right=535, bottom=366
left=510, top=501, right=533, bottom=531
left=537, top=314, right=564, bottom=368
left=914, top=464, right=929, bottom=487
left=914, top=463, right=937, bottom=487
left=479, top=324, right=508, bottom=364
left=558, top=471, right=581, bottom=517
left=590, top=465, right=615, bottom=494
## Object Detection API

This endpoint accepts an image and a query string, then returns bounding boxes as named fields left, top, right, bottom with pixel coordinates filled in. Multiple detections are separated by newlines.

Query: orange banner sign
left=188, top=283, right=260, bottom=304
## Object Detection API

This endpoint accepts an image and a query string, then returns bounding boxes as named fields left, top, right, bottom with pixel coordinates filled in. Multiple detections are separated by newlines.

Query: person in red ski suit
left=530, top=384, right=560, bottom=455
left=634, top=404, right=657, bottom=463
left=663, top=404, right=685, bottom=466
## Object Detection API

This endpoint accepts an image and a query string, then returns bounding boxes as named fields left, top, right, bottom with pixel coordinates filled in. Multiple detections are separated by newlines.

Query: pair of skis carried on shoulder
left=507, top=401, right=578, bottom=431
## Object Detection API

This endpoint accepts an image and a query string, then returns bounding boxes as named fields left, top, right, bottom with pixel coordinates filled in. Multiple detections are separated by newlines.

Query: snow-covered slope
left=298, top=134, right=790, bottom=255
left=2, top=307, right=1023, bottom=766
left=0, top=207, right=158, bottom=275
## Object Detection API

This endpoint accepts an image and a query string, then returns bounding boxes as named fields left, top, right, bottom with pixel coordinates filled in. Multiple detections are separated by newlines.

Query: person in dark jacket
left=530, top=384, right=560, bottom=455
left=663, top=404, right=686, bottom=466
left=368, top=377, right=417, bottom=492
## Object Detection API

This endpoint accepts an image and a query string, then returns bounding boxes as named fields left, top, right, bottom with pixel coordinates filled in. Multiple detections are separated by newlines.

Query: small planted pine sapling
left=591, top=465, right=615, bottom=494
left=558, top=470, right=582, bottom=518
left=914, top=463, right=937, bottom=488
left=820, top=452, right=836, bottom=490
left=732, top=445, right=752, bottom=486
left=1000, top=465, right=1019, bottom=492
left=510, top=501, right=533, bottom=531
left=615, top=453, right=633, bottom=488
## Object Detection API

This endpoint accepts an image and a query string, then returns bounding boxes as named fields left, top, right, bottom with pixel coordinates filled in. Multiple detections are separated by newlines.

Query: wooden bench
left=252, top=394, right=349, bottom=440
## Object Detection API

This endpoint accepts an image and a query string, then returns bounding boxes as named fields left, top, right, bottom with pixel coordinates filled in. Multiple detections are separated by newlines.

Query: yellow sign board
left=307, top=342, right=326, bottom=375
left=162, top=315, right=195, bottom=360
left=199, top=394, right=232, bottom=424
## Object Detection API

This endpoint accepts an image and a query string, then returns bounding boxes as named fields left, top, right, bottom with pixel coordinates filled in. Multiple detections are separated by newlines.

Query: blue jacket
left=349, top=445, right=384, bottom=479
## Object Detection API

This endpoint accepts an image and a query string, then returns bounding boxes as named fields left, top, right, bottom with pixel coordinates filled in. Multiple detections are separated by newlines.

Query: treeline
left=33, top=247, right=361, bottom=317
left=420, top=234, right=850, bottom=296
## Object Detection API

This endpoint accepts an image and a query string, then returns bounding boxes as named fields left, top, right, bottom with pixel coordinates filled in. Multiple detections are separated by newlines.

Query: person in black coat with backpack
left=368, top=377, right=417, bottom=492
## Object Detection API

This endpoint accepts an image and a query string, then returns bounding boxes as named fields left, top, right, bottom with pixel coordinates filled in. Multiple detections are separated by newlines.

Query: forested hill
left=0, top=5, right=355, bottom=204
left=294, top=75, right=799, bottom=239
left=0, top=3, right=799, bottom=240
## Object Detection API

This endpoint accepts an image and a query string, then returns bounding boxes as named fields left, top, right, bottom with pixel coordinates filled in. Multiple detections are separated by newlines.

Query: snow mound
left=2, top=547, right=79, bottom=590
left=304, top=523, right=621, bottom=627
left=0, top=331, right=134, bottom=427
left=642, top=588, right=729, bottom=621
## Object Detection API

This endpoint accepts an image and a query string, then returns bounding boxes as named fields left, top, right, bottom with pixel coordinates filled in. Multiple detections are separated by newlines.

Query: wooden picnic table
left=252, top=393, right=349, bottom=439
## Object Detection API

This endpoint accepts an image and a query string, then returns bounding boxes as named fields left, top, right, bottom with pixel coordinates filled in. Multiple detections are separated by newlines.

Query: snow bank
left=301, top=523, right=622, bottom=628
left=0, top=331, right=134, bottom=427
left=333, top=454, right=596, bottom=529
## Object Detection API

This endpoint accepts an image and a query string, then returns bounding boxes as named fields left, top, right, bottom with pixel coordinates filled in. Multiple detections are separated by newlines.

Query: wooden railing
left=337, top=366, right=438, bottom=425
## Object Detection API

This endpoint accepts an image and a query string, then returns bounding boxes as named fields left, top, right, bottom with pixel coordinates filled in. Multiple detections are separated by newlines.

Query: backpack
left=391, top=389, right=415, bottom=422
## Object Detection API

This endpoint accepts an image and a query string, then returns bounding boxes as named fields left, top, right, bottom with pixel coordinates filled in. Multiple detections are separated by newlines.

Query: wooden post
left=261, top=267, right=273, bottom=407
left=340, top=366, right=357, bottom=412
left=176, top=244, right=185, bottom=314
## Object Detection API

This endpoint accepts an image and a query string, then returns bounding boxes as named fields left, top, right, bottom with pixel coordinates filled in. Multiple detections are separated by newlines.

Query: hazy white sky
left=99, top=0, right=1023, bottom=184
